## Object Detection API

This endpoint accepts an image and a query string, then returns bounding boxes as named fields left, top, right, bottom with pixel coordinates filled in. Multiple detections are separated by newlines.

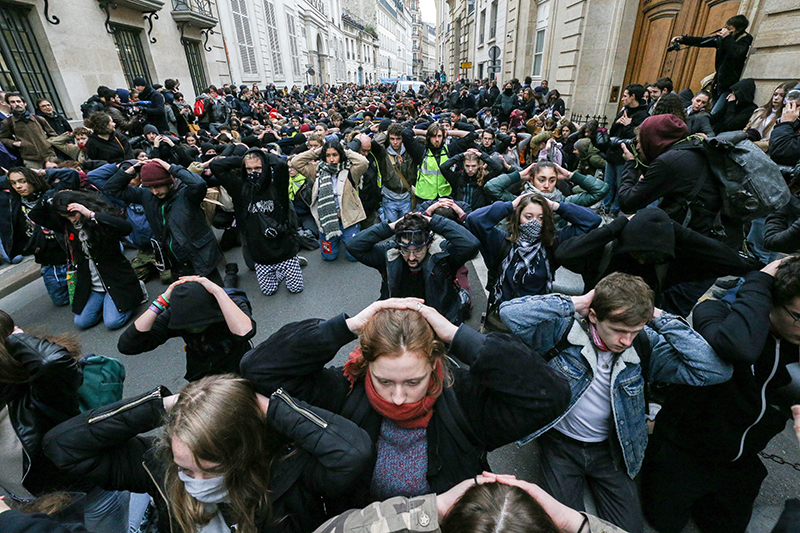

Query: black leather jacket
left=43, top=387, right=373, bottom=533
left=0, top=333, right=82, bottom=496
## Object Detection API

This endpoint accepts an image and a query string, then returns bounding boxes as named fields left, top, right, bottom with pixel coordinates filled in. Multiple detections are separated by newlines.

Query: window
left=111, top=25, right=152, bottom=89
left=532, top=28, right=545, bottom=76
left=0, top=3, right=66, bottom=115
left=183, top=40, right=208, bottom=96
left=263, top=0, right=283, bottom=78
left=489, top=1, right=497, bottom=39
left=479, top=9, right=485, bottom=43
left=231, top=0, right=257, bottom=76
left=286, top=13, right=302, bottom=78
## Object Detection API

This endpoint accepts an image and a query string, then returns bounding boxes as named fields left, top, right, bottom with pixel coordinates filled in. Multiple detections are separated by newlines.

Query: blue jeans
left=41, top=264, right=70, bottom=307
left=379, top=197, right=412, bottom=223
left=603, top=162, right=624, bottom=211
left=84, top=486, right=130, bottom=533
left=320, top=222, right=360, bottom=261
left=74, top=291, right=133, bottom=330
left=746, top=217, right=778, bottom=264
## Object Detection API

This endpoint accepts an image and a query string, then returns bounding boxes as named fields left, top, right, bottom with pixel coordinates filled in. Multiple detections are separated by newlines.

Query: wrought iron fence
left=171, top=0, right=213, bottom=17
left=568, top=113, right=608, bottom=129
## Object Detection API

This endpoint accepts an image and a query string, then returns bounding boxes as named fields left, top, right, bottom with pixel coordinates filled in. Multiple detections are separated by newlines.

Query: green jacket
left=485, top=170, right=609, bottom=207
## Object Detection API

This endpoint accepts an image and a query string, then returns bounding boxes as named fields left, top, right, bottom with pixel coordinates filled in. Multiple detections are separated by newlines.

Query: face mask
left=178, top=471, right=229, bottom=504
left=505, top=89, right=513, bottom=95
left=519, top=219, right=542, bottom=242
left=247, top=171, right=261, bottom=182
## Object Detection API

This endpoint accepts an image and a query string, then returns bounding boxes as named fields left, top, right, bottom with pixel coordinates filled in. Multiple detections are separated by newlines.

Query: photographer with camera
left=769, top=88, right=800, bottom=167
left=132, top=77, right=169, bottom=133
left=670, top=15, right=753, bottom=116
left=600, top=84, right=649, bottom=217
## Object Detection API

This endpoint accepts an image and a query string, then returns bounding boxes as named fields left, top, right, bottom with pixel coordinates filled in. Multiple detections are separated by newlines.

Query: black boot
left=224, top=263, right=239, bottom=288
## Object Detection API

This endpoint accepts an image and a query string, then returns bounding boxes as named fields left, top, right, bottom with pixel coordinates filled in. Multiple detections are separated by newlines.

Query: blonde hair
left=159, top=375, right=284, bottom=533
left=463, top=152, right=488, bottom=186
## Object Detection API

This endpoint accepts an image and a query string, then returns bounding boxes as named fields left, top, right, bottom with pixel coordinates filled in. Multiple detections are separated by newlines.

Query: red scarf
left=343, top=347, right=444, bottom=429
left=589, top=323, right=612, bottom=352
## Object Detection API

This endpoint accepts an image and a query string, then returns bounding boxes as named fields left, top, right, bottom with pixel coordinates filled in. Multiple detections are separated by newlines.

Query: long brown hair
left=463, top=152, right=488, bottom=186
left=158, top=375, right=284, bottom=533
left=6, top=167, right=49, bottom=198
left=506, top=193, right=556, bottom=247
left=351, top=309, right=450, bottom=391
left=440, top=482, right=560, bottom=533
left=0, top=310, right=27, bottom=384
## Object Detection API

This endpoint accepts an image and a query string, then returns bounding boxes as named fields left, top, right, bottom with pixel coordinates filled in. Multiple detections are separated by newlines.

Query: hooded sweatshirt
left=638, top=114, right=689, bottom=163
left=210, top=148, right=299, bottom=265
left=711, top=78, right=758, bottom=134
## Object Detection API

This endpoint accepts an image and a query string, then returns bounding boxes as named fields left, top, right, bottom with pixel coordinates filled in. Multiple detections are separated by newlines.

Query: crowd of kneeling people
left=1, top=73, right=800, bottom=533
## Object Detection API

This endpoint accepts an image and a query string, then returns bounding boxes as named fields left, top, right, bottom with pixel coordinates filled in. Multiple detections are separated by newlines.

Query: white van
left=396, top=81, right=426, bottom=94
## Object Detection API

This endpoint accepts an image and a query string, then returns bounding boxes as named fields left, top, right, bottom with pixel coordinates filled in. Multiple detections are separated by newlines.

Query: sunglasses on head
left=395, top=230, right=433, bottom=249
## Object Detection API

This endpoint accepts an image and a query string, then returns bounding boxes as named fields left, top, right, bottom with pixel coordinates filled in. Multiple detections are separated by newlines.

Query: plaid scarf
left=491, top=236, right=551, bottom=307
left=316, top=160, right=348, bottom=239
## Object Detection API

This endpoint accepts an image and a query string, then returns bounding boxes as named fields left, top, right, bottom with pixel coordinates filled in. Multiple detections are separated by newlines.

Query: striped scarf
left=316, top=160, right=347, bottom=239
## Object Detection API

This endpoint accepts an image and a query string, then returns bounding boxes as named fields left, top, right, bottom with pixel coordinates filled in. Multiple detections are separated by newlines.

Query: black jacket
left=710, top=78, right=758, bottom=134
left=105, top=164, right=222, bottom=276
left=346, top=215, right=480, bottom=325
left=555, top=212, right=760, bottom=297
left=136, top=86, right=169, bottom=133
left=0, top=333, right=82, bottom=496
left=605, top=104, right=649, bottom=164
left=769, top=120, right=800, bottom=167
left=36, top=111, right=72, bottom=136
left=210, top=149, right=299, bottom=264
left=686, top=109, right=715, bottom=137
left=440, top=151, right=504, bottom=210
left=42, top=387, right=374, bottom=533
left=617, top=139, right=723, bottom=238
left=117, top=288, right=256, bottom=381
left=85, top=133, right=132, bottom=164
left=681, top=32, right=753, bottom=94
left=652, top=272, right=800, bottom=462
left=29, top=205, right=142, bottom=314
left=764, top=195, right=800, bottom=253
left=240, top=314, right=570, bottom=510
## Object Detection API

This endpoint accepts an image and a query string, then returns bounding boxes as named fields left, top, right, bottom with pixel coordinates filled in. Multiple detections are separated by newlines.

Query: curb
left=0, top=259, right=41, bottom=300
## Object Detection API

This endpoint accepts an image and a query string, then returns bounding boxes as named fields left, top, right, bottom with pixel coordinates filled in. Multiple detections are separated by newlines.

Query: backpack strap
left=545, top=319, right=577, bottom=361
left=632, top=329, right=653, bottom=381
left=663, top=137, right=712, bottom=227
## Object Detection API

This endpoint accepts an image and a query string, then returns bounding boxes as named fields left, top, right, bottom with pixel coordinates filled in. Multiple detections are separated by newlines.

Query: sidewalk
left=0, top=256, right=41, bottom=300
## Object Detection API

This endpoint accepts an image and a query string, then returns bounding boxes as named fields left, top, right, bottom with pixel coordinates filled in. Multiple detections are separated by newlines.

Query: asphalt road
left=1, top=242, right=798, bottom=532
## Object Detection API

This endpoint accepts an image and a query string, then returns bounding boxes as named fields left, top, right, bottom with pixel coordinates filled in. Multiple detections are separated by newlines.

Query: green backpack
left=77, top=355, right=126, bottom=412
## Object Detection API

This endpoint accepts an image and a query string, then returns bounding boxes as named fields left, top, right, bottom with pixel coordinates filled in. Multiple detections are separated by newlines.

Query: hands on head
left=346, top=298, right=458, bottom=343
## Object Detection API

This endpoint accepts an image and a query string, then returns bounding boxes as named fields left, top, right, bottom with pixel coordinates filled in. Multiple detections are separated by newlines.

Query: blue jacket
left=499, top=293, right=733, bottom=477
left=466, top=200, right=601, bottom=306
left=87, top=163, right=153, bottom=249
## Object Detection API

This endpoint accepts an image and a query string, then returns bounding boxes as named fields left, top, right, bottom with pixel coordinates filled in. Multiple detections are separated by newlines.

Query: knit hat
left=614, top=207, right=676, bottom=259
left=638, top=114, right=688, bottom=163
left=116, top=88, right=130, bottom=104
left=299, top=123, right=312, bottom=133
left=139, top=161, right=173, bottom=187
left=132, top=77, right=148, bottom=88
left=379, top=118, right=393, bottom=131
left=200, top=142, right=216, bottom=154
left=167, top=282, right=224, bottom=330
left=143, top=124, right=159, bottom=136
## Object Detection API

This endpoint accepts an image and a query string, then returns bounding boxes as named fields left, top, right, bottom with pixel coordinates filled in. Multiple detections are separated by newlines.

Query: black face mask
left=247, top=171, right=261, bottom=183
left=505, top=89, right=513, bottom=95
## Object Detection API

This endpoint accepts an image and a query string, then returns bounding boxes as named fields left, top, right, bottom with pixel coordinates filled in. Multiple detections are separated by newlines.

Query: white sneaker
left=298, top=256, right=308, bottom=267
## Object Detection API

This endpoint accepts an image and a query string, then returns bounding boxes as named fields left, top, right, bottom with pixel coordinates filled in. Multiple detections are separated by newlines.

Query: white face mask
left=178, top=471, right=230, bottom=503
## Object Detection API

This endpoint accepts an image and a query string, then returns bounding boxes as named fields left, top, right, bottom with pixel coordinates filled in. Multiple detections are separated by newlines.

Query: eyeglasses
left=784, top=305, right=800, bottom=327
left=399, top=246, right=427, bottom=258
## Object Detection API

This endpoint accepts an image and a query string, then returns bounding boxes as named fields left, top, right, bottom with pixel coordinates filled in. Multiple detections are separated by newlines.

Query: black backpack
left=80, top=97, right=106, bottom=119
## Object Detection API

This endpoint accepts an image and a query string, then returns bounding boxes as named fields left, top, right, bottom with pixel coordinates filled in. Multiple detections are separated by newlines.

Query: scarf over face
left=316, top=158, right=349, bottom=239
left=492, top=219, right=552, bottom=305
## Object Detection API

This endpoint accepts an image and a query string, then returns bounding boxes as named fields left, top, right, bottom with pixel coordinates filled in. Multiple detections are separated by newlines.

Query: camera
left=667, top=41, right=682, bottom=52
left=609, top=137, right=635, bottom=150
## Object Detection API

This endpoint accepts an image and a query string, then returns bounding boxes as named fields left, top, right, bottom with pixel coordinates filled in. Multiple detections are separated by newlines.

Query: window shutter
left=231, top=0, right=258, bottom=75
left=264, top=0, right=284, bottom=78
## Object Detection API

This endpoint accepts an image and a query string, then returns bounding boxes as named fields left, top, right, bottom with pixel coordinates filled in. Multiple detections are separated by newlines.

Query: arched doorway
left=316, top=34, right=327, bottom=85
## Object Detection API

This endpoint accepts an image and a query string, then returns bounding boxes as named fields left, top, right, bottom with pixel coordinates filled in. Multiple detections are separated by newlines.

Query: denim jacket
left=499, top=294, right=733, bottom=477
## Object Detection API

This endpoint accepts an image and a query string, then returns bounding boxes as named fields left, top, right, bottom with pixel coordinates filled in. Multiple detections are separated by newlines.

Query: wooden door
left=624, top=0, right=740, bottom=96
